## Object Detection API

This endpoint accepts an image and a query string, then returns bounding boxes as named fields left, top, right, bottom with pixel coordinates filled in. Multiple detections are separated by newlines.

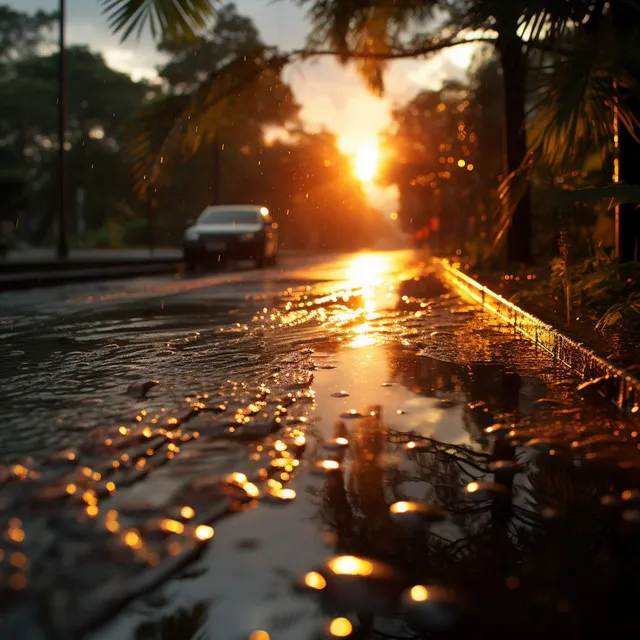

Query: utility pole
left=57, top=0, right=68, bottom=259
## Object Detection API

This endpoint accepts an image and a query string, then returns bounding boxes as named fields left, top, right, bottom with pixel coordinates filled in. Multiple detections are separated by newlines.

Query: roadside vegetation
left=2, top=0, right=640, bottom=336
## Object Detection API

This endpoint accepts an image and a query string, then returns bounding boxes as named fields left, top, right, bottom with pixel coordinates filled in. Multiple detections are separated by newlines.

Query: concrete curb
left=0, top=260, right=181, bottom=291
left=437, top=258, right=640, bottom=418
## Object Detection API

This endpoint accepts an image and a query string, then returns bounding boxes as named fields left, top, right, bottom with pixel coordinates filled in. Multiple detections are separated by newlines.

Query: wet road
left=2, top=251, right=640, bottom=640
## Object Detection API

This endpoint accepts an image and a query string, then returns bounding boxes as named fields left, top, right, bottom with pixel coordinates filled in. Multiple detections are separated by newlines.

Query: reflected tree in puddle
left=308, top=401, right=640, bottom=638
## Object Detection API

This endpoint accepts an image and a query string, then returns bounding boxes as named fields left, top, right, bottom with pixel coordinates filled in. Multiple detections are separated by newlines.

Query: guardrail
left=437, top=259, right=640, bottom=417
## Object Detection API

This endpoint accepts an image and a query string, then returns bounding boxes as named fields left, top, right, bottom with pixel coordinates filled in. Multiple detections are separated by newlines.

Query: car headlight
left=240, top=232, right=256, bottom=241
left=184, top=227, right=199, bottom=241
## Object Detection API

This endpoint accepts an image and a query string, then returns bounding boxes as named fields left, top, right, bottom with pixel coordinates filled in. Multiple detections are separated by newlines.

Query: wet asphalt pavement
left=2, top=250, right=640, bottom=640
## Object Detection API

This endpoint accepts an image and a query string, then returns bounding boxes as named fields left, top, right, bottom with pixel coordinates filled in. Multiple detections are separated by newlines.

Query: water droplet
left=322, top=437, right=350, bottom=451
left=326, top=617, right=354, bottom=637
left=465, top=481, right=510, bottom=501
left=331, top=390, right=350, bottom=398
left=524, top=438, right=569, bottom=453
left=402, top=585, right=464, bottom=631
left=300, top=555, right=404, bottom=614
left=621, top=488, right=640, bottom=506
left=340, top=410, right=363, bottom=419
left=439, top=399, right=456, bottom=408
left=389, top=501, right=448, bottom=527
left=489, top=460, right=523, bottom=475
left=484, top=423, right=511, bottom=437
left=313, top=459, right=341, bottom=474
left=405, top=440, right=432, bottom=452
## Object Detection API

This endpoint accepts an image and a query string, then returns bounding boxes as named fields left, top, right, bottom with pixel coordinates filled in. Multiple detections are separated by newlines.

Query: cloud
left=13, top=0, right=470, bottom=211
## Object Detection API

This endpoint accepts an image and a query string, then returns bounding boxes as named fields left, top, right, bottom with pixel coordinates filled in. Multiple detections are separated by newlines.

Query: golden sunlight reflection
left=344, top=253, right=393, bottom=347
left=354, top=142, right=380, bottom=183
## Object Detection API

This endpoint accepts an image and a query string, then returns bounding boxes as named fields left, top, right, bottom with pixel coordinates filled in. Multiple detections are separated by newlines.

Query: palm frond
left=125, top=49, right=289, bottom=198
left=529, top=27, right=640, bottom=171
left=492, top=151, right=536, bottom=251
left=299, top=0, right=439, bottom=92
left=100, top=0, right=217, bottom=41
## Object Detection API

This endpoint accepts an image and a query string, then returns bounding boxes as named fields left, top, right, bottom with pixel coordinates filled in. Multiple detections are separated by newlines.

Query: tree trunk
left=497, top=33, right=533, bottom=265
left=612, top=3, right=640, bottom=262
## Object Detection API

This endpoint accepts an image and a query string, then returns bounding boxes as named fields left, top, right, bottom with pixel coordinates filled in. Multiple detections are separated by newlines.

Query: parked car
left=183, top=205, right=279, bottom=271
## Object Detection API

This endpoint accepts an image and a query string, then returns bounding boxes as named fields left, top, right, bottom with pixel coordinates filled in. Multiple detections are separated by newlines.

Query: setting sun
left=354, top=142, right=380, bottom=183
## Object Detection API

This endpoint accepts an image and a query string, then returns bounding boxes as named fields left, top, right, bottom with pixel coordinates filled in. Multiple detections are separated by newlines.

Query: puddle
left=2, top=252, right=640, bottom=639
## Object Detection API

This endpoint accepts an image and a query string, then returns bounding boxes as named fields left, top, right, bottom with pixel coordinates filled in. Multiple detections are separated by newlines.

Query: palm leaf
left=299, top=0, right=439, bottom=92
left=543, top=183, right=640, bottom=207
left=491, top=151, right=536, bottom=250
left=100, top=0, right=218, bottom=41
left=125, top=49, right=288, bottom=197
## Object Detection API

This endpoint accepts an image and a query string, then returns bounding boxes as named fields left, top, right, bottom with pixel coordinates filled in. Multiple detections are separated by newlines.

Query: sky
left=12, top=0, right=478, bottom=212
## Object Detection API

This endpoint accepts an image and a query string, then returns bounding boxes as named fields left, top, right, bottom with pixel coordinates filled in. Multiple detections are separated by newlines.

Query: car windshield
left=197, top=210, right=259, bottom=225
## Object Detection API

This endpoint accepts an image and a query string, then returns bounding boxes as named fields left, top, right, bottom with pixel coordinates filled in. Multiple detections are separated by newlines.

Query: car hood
left=193, top=223, right=262, bottom=235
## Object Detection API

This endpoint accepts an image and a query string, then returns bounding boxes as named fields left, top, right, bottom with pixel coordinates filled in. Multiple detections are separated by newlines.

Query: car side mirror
left=186, top=218, right=195, bottom=227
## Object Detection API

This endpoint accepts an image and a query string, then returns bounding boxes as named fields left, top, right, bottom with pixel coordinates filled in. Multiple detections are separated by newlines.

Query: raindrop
left=405, top=440, right=431, bottom=452
left=489, top=460, right=522, bottom=475
left=325, top=617, right=354, bottom=637
left=331, top=391, right=350, bottom=398
left=389, top=501, right=448, bottom=528
left=524, top=438, right=569, bottom=453
left=313, top=460, right=341, bottom=474
left=302, top=555, right=404, bottom=615
left=484, top=423, right=511, bottom=437
left=322, top=437, right=350, bottom=452
left=340, top=410, right=363, bottom=419
left=621, top=488, right=640, bottom=506
left=465, top=481, right=510, bottom=501
left=439, top=399, right=456, bottom=408
left=267, top=488, right=296, bottom=503
left=396, top=409, right=406, bottom=415
left=380, top=382, right=393, bottom=387
left=402, top=585, right=464, bottom=632
left=506, top=429, right=532, bottom=444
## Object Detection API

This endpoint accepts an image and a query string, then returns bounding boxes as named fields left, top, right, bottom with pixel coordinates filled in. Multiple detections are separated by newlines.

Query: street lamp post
left=57, top=0, right=68, bottom=259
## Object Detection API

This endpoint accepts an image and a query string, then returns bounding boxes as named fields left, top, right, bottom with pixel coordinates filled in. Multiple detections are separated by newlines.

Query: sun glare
left=354, top=142, right=380, bottom=183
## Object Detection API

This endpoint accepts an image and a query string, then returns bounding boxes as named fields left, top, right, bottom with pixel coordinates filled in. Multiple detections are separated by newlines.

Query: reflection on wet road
left=1, top=251, right=640, bottom=639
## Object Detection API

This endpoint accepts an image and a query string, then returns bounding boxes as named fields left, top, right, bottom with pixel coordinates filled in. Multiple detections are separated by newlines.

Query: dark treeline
left=0, top=3, right=384, bottom=253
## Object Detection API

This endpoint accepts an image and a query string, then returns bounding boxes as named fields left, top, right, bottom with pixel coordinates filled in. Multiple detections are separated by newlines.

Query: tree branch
left=288, top=35, right=497, bottom=62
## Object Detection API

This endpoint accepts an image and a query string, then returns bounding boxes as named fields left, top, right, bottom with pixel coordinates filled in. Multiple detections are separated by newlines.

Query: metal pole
left=57, top=0, right=68, bottom=259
